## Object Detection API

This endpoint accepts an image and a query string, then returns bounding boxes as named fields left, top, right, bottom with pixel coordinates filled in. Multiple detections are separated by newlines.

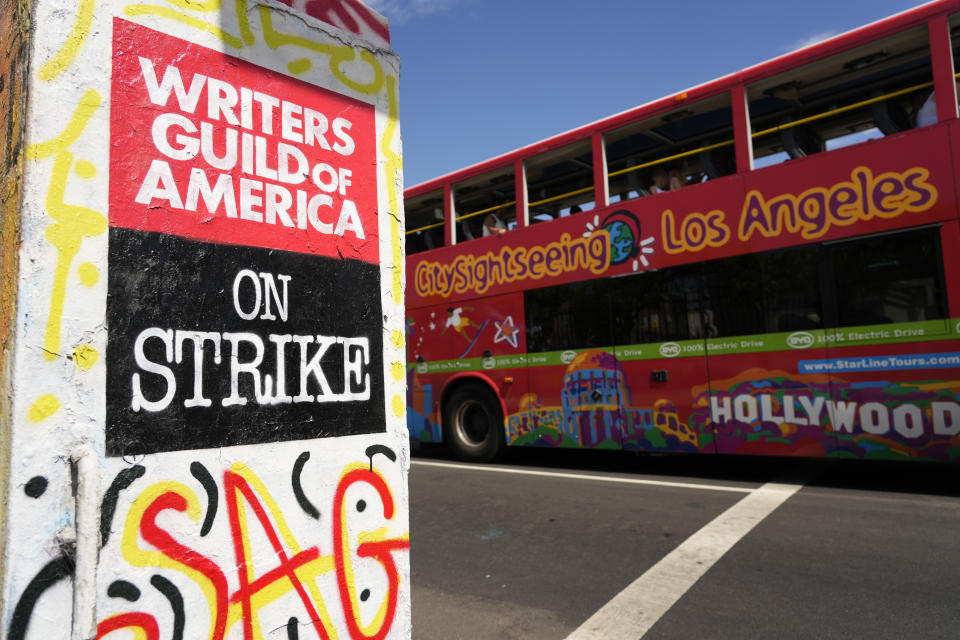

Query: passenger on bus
left=483, top=211, right=507, bottom=236
left=916, top=81, right=960, bottom=127
left=669, top=167, right=692, bottom=191
left=650, top=169, right=669, bottom=194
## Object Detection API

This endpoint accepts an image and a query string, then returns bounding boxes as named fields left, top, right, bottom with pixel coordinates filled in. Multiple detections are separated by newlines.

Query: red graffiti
left=305, top=0, right=390, bottom=43
left=275, top=0, right=390, bottom=44
left=100, top=461, right=408, bottom=640
left=140, top=491, right=230, bottom=640
left=224, top=470, right=332, bottom=640
left=96, top=612, right=160, bottom=640
left=334, top=468, right=409, bottom=640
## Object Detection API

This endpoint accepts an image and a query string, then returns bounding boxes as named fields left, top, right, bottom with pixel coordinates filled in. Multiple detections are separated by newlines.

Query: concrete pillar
left=0, top=1, right=410, bottom=638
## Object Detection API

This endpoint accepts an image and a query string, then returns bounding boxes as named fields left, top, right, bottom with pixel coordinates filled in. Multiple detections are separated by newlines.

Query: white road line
left=565, top=471, right=817, bottom=640
left=411, top=459, right=754, bottom=494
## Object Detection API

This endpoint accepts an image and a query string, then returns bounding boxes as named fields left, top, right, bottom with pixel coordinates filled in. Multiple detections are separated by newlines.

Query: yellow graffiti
left=41, top=150, right=107, bottom=358
left=390, top=330, right=404, bottom=350
left=74, top=159, right=97, bottom=179
left=78, top=262, right=99, bottom=286
left=73, top=344, right=98, bottom=370
left=259, top=6, right=385, bottom=95
left=25, top=91, right=107, bottom=360
left=26, top=90, right=100, bottom=160
left=121, top=482, right=223, bottom=640
left=249, top=3, right=404, bottom=305
left=392, top=395, right=405, bottom=417
left=331, top=48, right=386, bottom=95
left=235, top=0, right=256, bottom=45
left=38, top=0, right=95, bottom=81
left=231, top=491, right=264, bottom=636
left=124, top=5, right=244, bottom=48
left=28, top=394, right=60, bottom=422
left=287, top=58, right=313, bottom=75
left=391, top=362, right=404, bottom=382
left=383, top=75, right=404, bottom=305
left=163, top=0, right=221, bottom=9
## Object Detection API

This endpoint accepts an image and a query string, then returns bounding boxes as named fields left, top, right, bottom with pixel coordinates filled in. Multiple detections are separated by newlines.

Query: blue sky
left=367, top=0, right=923, bottom=187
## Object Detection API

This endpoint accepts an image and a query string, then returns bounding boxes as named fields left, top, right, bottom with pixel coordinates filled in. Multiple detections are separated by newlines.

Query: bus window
left=761, top=246, right=823, bottom=332
left=525, top=139, right=593, bottom=224
left=452, top=165, right=515, bottom=243
left=609, top=266, right=704, bottom=344
left=947, top=12, right=960, bottom=123
left=748, top=25, right=933, bottom=166
left=405, top=188, right=444, bottom=255
left=605, top=93, right=734, bottom=204
left=829, top=228, right=947, bottom=327
left=699, top=254, right=766, bottom=339
left=525, top=280, right=612, bottom=352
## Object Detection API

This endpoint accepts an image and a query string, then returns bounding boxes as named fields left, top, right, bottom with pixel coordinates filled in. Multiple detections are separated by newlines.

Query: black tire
left=443, top=382, right=505, bottom=462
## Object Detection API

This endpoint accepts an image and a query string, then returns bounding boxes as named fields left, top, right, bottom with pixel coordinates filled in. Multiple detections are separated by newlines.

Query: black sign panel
left=106, top=227, right=385, bottom=457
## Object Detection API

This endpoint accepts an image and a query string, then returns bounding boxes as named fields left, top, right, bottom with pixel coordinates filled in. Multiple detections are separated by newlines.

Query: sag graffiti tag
left=75, top=448, right=406, bottom=640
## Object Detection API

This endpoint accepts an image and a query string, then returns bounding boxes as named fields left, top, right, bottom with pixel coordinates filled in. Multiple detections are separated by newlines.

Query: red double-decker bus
left=404, top=1, right=960, bottom=462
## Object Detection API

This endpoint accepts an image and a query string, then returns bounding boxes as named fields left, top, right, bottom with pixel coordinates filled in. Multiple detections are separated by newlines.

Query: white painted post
left=0, top=2, right=410, bottom=638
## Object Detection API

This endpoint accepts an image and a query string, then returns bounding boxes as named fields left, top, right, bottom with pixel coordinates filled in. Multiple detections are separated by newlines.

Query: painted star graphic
left=493, top=315, right=520, bottom=349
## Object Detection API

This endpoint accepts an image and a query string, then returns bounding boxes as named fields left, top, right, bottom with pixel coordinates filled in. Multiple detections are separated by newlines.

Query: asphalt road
left=408, top=447, right=960, bottom=639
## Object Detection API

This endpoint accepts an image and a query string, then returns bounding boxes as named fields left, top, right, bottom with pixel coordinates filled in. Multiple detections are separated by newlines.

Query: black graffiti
left=287, top=617, right=300, bottom=640
left=24, top=476, right=47, bottom=498
left=8, top=556, right=74, bottom=640
left=151, top=574, right=185, bottom=640
left=108, top=580, right=141, bottom=601
left=365, top=444, right=396, bottom=471
left=100, top=465, right=146, bottom=548
left=190, top=461, right=218, bottom=537
left=292, top=451, right=320, bottom=520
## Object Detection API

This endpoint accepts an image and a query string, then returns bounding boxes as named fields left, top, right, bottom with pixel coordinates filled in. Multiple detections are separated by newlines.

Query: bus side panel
left=406, top=302, right=457, bottom=444
left=515, top=356, right=624, bottom=450
left=407, top=293, right=528, bottom=445
left=744, top=125, right=956, bottom=254
left=616, top=353, right=712, bottom=454
left=824, top=338, right=960, bottom=461
left=706, top=347, right=839, bottom=458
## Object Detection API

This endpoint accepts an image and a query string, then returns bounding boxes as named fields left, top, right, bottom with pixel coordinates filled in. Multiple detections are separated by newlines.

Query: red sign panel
left=110, top=18, right=378, bottom=263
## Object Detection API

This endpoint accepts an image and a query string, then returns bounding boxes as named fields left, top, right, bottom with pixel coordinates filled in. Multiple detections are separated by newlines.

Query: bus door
left=522, top=280, right=623, bottom=450
left=703, top=247, right=839, bottom=458
left=608, top=267, right=711, bottom=454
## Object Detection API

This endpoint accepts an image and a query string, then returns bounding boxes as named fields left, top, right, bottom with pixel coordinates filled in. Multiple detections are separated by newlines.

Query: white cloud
left=781, top=31, right=838, bottom=54
left=365, top=0, right=460, bottom=23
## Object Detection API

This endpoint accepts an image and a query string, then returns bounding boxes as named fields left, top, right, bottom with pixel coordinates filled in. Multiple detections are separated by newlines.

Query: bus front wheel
left=443, top=383, right=505, bottom=462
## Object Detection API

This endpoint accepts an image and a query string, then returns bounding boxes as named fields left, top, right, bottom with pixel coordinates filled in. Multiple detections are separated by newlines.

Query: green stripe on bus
left=412, top=318, right=960, bottom=372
